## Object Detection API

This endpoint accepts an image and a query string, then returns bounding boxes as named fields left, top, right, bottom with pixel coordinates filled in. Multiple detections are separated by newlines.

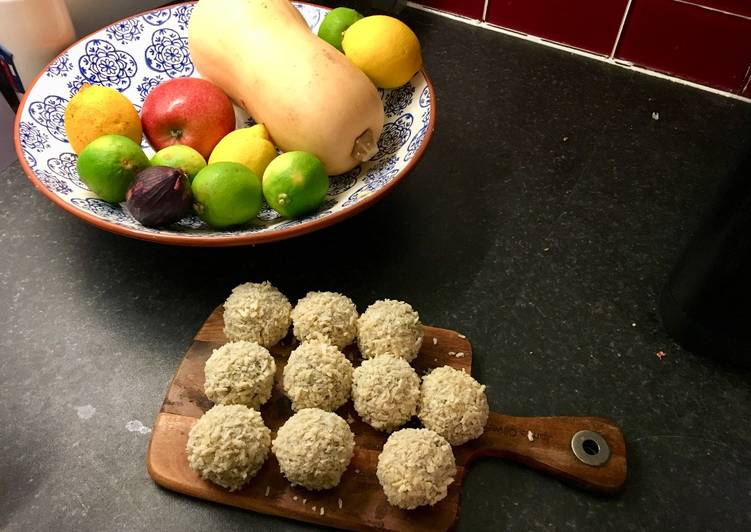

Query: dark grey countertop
left=2, top=6, right=751, bottom=532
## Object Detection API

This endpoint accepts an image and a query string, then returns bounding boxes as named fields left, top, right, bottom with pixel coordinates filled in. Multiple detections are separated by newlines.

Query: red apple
left=141, top=77, right=235, bottom=159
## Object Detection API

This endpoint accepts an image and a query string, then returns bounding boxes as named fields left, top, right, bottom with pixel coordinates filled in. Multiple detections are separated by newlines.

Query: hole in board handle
left=571, top=430, right=610, bottom=466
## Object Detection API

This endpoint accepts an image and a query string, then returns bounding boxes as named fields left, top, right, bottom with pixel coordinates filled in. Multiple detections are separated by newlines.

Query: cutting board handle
left=462, top=412, right=627, bottom=495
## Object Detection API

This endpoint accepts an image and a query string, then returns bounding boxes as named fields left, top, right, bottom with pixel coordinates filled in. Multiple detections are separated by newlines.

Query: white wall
left=64, top=0, right=164, bottom=37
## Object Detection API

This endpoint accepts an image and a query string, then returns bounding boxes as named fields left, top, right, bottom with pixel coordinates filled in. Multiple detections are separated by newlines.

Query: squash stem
left=352, top=129, right=378, bottom=162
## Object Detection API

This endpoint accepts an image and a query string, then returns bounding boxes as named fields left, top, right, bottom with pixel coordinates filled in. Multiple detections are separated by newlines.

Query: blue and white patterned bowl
left=14, top=2, right=435, bottom=246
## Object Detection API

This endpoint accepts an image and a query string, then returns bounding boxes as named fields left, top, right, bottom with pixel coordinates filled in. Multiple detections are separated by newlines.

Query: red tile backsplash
left=615, top=0, right=751, bottom=93
left=413, top=0, right=751, bottom=94
left=414, top=0, right=485, bottom=20
left=485, top=0, right=629, bottom=55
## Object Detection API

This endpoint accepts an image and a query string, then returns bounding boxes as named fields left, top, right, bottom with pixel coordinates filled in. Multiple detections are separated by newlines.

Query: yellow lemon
left=64, top=84, right=142, bottom=154
left=342, top=15, right=422, bottom=89
left=246, top=123, right=271, bottom=141
left=208, top=127, right=278, bottom=179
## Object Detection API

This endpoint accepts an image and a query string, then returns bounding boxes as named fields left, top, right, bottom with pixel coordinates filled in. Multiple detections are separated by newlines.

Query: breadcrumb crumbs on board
left=264, top=486, right=270, bottom=496
left=303, top=498, right=307, bottom=504
left=293, top=495, right=298, bottom=501
left=656, top=350, right=666, bottom=360
left=448, top=351, right=455, bottom=356
left=338, top=498, right=343, bottom=509
left=312, top=506, right=316, bottom=512
left=433, top=337, right=438, bottom=345
left=457, top=334, right=466, bottom=339
left=455, top=352, right=465, bottom=358
left=355, top=469, right=360, bottom=474
left=527, top=431, right=534, bottom=442
left=320, top=507, right=325, bottom=516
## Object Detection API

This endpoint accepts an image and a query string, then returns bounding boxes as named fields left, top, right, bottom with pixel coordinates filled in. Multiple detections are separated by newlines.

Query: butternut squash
left=188, top=0, right=385, bottom=175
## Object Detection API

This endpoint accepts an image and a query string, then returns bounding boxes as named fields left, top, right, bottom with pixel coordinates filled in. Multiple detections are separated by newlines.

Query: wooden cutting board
left=147, top=306, right=627, bottom=531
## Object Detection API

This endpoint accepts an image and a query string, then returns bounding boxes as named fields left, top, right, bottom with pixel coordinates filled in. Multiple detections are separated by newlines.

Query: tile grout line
left=672, top=0, right=751, bottom=22
left=742, top=64, right=751, bottom=95
left=406, top=2, right=751, bottom=104
left=610, top=0, right=634, bottom=59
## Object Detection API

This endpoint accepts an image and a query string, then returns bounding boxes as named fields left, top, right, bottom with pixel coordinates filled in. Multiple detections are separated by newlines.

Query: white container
left=0, top=0, right=75, bottom=90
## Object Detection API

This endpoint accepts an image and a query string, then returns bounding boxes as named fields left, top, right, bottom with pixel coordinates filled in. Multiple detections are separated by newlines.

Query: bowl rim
left=13, top=1, right=436, bottom=247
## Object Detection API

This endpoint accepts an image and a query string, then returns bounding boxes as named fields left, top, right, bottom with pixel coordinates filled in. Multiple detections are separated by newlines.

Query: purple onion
left=126, top=166, right=192, bottom=227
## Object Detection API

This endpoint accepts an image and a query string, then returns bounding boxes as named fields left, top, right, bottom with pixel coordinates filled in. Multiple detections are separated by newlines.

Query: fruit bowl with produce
left=14, top=0, right=435, bottom=246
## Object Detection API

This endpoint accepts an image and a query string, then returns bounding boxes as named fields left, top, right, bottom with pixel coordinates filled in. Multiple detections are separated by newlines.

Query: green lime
left=150, top=145, right=207, bottom=183
left=76, top=134, right=150, bottom=202
left=191, top=162, right=262, bottom=228
left=318, top=7, right=363, bottom=52
left=262, top=151, right=329, bottom=218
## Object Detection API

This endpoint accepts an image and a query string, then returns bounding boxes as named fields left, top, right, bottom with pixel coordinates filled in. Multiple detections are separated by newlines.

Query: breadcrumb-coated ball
left=272, top=408, right=355, bottom=490
left=291, top=291, right=358, bottom=348
left=186, top=404, right=271, bottom=491
left=352, top=355, right=420, bottom=432
left=223, top=281, right=291, bottom=347
left=283, top=338, right=353, bottom=412
left=376, top=428, right=456, bottom=509
left=418, top=366, right=489, bottom=445
left=357, top=299, right=423, bottom=361
left=204, top=341, right=276, bottom=409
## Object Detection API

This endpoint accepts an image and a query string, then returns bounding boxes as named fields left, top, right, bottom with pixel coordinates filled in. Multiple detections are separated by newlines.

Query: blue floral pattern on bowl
left=47, top=152, right=87, bottom=190
left=173, top=5, right=194, bottom=30
left=327, top=165, right=360, bottom=196
left=23, top=150, right=37, bottom=169
left=106, top=19, right=144, bottom=44
left=16, top=2, right=434, bottom=245
left=29, top=95, right=68, bottom=142
left=37, top=170, right=73, bottom=195
left=18, top=122, right=50, bottom=152
left=79, top=39, right=138, bottom=91
left=66, top=75, right=87, bottom=97
left=47, top=54, right=73, bottom=77
left=404, top=93, right=431, bottom=162
left=143, top=10, right=171, bottom=26
left=145, top=28, right=193, bottom=78
left=70, top=197, right=131, bottom=224
left=374, top=113, right=413, bottom=160
left=136, top=75, right=163, bottom=101
left=383, top=84, right=415, bottom=118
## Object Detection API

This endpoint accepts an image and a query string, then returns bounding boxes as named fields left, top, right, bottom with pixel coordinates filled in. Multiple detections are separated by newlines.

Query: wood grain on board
left=148, top=306, right=627, bottom=531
